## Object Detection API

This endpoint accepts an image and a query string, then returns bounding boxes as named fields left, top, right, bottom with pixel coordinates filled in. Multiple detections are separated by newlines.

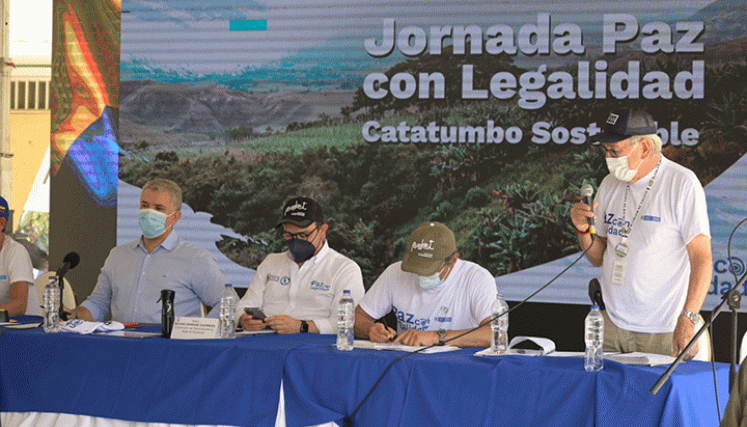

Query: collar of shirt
left=135, top=231, right=180, bottom=253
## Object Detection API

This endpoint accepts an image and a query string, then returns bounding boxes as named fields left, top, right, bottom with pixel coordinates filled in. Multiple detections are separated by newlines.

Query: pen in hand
left=383, top=324, right=397, bottom=342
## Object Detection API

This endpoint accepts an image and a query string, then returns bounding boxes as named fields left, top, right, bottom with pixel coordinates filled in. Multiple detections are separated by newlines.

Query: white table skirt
left=1, top=382, right=338, bottom=427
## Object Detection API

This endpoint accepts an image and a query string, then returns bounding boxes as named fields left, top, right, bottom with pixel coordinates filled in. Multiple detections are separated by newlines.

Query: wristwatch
left=437, top=329, right=448, bottom=346
left=680, top=310, right=699, bottom=325
left=300, top=320, right=309, bottom=333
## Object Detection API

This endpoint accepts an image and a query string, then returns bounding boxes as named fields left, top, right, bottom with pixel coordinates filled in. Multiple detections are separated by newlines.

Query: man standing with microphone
left=570, top=107, right=712, bottom=360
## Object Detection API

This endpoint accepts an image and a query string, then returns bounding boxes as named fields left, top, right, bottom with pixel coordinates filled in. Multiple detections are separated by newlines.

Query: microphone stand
left=56, top=270, right=68, bottom=321
left=651, top=271, right=746, bottom=395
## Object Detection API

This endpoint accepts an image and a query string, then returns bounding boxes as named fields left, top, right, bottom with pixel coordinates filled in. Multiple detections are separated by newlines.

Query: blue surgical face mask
left=286, top=239, right=317, bottom=263
left=417, top=272, right=442, bottom=290
left=139, top=209, right=171, bottom=238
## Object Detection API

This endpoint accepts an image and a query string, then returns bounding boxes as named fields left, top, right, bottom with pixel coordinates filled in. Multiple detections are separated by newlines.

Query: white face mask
left=606, top=142, right=642, bottom=182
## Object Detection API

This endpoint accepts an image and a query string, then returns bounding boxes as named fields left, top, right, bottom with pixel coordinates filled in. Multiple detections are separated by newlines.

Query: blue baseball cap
left=0, top=197, right=8, bottom=220
left=591, top=108, right=658, bottom=144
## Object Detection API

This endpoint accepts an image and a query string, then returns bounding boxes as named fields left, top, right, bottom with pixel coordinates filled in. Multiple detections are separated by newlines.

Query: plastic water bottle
left=336, top=290, right=355, bottom=351
left=584, top=304, right=604, bottom=372
left=491, top=293, right=509, bottom=354
left=43, top=275, right=61, bottom=333
left=219, top=283, right=239, bottom=339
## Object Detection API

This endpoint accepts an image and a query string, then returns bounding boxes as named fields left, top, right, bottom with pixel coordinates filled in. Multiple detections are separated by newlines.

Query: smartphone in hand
left=243, top=307, right=267, bottom=321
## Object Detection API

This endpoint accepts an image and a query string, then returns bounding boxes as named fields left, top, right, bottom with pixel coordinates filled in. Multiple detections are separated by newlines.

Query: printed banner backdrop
left=118, top=0, right=747, bottom=311
left=50, top=0, right=120, bottom=299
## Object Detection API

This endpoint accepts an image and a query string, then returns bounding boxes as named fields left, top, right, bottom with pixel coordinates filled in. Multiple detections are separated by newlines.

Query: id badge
left=611, top=259, right=626, bottom=285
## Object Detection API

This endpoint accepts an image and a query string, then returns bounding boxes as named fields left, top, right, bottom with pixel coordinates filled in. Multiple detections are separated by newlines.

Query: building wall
left=8, top=110, right=49, bottom=230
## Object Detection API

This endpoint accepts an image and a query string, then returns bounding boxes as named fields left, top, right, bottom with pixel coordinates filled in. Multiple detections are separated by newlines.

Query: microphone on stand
left=56, top=252, right=80, bottom=282
left=55, top=252, right=80, bottom=321
left=580, top=183, right=596, bottom=235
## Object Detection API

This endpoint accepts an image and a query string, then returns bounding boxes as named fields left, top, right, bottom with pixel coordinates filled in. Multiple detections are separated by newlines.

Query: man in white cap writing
left=354, top=221, right=495, bottom=347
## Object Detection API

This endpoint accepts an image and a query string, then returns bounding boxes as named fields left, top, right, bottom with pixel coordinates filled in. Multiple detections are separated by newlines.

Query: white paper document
left=474, top=336, right=556, bottom=357
left=604, top=352, right=676, bottom=366
left=533, top=350, right=676, bottom=366
left=237, top=329, right=275, bottom=336
left=354, top=340, right=460, bottom=354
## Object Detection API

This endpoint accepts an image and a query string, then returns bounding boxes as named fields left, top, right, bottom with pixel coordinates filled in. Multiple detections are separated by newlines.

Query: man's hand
left=392, top=329, right=439, bottom=346
left=239, top=312, right=268, bottom=332
left=368, top=323, right=396, bottom=343
left=265, top=315, right=302, bottom=334
left=62, top=306, right=78, bottom=320
left=672, top=315, right=698, bottom=361
left=570, top=200, right=598, bottom=232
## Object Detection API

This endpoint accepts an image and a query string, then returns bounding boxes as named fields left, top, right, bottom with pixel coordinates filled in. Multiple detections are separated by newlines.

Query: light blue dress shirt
left=80, top=232, right=227, bottom=323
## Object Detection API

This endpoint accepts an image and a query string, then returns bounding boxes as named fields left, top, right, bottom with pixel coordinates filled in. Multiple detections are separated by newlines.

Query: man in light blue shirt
left=68, top=179, right=226, bottom=323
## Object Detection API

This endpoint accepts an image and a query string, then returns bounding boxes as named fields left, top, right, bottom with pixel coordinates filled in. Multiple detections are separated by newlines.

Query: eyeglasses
left=281, top=226, right=319, bottom=241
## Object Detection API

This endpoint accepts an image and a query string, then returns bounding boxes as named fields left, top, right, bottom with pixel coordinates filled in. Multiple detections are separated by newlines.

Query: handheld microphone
left=580, top=183, right=596, bottom=235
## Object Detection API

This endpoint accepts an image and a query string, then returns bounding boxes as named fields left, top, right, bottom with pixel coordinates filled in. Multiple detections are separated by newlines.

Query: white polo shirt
left=236, top=240, right=364, bottom=334
left=359, top=259, right=495, bottom=333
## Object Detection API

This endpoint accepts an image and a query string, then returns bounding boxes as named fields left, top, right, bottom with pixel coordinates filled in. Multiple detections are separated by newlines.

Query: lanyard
left=615, top=157, right=662, bottom=257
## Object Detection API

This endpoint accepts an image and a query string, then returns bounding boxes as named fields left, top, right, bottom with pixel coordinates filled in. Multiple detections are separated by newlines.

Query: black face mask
left=286, top=238, right=316, bottom=263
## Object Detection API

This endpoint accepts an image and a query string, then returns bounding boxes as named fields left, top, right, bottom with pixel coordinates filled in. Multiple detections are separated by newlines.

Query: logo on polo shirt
left=394, top=305, right=430, bottom=331
left=310, top=280, right=329, bottom=291
left=280, top=276, right=291, bottom=286
left=435, top=306, right=452, bottom=323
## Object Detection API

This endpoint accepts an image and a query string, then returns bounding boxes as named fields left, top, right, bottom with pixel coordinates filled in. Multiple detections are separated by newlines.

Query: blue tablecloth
left=0, top=320, right=334, bottom=427
left=0, top=319, right=732, bottom=427
left=282, top=345, right=731, bottom=427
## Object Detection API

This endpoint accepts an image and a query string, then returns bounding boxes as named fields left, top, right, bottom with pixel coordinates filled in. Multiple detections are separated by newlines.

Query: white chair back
left=32, top=271, right=77, bottom=316
left=693, top=315, right=712, bottom=362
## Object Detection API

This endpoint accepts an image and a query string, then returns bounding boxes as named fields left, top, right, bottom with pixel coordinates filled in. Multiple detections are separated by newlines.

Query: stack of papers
left=605, top=352, right=676, bottom=366
left=475, top=345, right=677, bottom=367
left=354, top=340, right=460, bottom=354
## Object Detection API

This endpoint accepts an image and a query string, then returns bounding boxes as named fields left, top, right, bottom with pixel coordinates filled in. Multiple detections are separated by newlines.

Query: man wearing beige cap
left=354, top=221, right=495, bottom=347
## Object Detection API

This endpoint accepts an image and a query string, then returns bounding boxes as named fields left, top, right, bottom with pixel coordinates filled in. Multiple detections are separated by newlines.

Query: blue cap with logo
left=0, top=196, right=8, bottom=220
